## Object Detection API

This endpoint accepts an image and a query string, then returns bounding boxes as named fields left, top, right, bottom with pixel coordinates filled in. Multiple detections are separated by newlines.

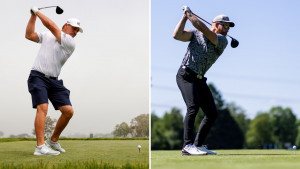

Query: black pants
left=176, top=67, right=218, bottom=147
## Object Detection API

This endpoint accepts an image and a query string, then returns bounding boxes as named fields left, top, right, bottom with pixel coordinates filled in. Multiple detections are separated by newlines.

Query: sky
left=0, top=0, right=149, bottom=137
left=151, top=0, right=300, bottom=119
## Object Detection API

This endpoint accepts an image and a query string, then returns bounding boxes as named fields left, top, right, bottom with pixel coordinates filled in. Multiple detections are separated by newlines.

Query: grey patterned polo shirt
left=181, top=29, right=228, bottom=76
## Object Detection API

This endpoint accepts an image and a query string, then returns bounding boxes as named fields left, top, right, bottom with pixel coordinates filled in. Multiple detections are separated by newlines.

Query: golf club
left=191, top=12, right=239, bottom=48
left=38, top=6, right=64, bottom=14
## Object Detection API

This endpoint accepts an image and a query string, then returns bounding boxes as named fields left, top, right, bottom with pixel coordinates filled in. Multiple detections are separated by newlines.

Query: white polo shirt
left=32, top=31, right=75, bottom=77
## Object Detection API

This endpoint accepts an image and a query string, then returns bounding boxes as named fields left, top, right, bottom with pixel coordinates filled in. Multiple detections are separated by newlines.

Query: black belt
left=182, top=66, right=203, bottom=79
left=31, top=70, right=58, bottom=80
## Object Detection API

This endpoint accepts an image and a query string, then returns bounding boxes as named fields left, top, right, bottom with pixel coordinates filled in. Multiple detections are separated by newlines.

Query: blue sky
left=151, top=0, right=300, bottom=119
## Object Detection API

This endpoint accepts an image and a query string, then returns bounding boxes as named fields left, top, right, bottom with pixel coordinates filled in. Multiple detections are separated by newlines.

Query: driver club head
left=56, top=6, right=63, bottom=14
left=230, top=38, right=239, bottom=48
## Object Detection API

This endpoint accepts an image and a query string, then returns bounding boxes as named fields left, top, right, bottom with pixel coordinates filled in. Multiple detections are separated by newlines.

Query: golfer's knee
left=187, top=105, right=200, bottom=116
left=37, top=103, right=48, bottom=116
left=62, top=107, right=74, bottom=119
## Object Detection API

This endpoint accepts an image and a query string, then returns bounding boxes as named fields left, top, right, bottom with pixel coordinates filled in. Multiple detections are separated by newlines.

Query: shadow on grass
left=219, top=154, right=294, bottom=156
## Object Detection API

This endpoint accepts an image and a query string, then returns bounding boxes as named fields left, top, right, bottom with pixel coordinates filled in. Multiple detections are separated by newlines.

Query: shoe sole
left=33, top=152, right=60, bottom=156
left=182, top=150, right=207, bottom=156
left=182, top=152, right=191, bottom=156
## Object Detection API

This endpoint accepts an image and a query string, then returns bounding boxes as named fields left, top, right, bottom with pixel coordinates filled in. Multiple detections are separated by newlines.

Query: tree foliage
left=246, top=106, right=297, bottom=149
left=246, top=113, right=273, bottom=148
left=295, top=126, right=300, bottom=147
left=203, top=109, right=244, bottom=149
left=208, top=84, right=225, bottom=110
left=130, top=114, right=149, bottom=137
left=32, top=116, right=57, bottom=138
left=113, top=122, right=131, bottom=137
left=151, top=108, right=184, bottom=150
left=269, top=107, right=297, bottom=148
left=113, top=114, right=149, bottom=138
left=152, top=83, right=245, bottom=150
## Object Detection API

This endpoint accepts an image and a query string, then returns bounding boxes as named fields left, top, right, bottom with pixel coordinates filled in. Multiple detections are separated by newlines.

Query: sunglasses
left=218, top=22, right=229, bottom=29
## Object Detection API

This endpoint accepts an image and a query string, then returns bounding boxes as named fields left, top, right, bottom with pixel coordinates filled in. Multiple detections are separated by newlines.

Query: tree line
left=151, top=83, right=300, bottom=150
left=113, top=114, right=149, bottom=138
left=4, top=114, right=149, bottom=138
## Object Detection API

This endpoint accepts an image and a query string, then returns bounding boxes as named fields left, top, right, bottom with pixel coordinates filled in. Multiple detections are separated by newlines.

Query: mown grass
left=0, top=140, right=149, bottom=169
left=151, top=149, right=300, bottom=169
left=0, top=137, right=149, bottom=142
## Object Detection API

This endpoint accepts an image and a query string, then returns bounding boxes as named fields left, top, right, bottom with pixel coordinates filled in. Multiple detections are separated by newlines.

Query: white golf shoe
left=183, top=144, right=207, bottom=155
left=33, top=144, right=60, bottom=156
left=197, top=145, right=217, bottom=155
left=45, top=139, right=66, bottom=153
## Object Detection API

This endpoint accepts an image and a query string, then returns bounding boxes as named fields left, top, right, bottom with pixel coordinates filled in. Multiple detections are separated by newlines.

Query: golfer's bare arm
left=26, top=12, right=62, bottom=44
left=185, top=11, right=217, bottom=45
left=173, top=15, right=192, bottom=42
left=25, top=14, right=39, bottom=42
left=36, top=11, right=62, bottom=44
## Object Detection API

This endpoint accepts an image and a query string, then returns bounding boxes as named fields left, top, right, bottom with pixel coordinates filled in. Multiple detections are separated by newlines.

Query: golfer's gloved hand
left=182, top=6, right=191, bottom=14
left=30, top=6, right=39, bottom=15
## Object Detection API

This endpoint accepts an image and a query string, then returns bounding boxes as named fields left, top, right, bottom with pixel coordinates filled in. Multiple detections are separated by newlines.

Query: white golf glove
left=31, top=6, right=39, bottom=15
left=182, top=6, right=191, bottom=14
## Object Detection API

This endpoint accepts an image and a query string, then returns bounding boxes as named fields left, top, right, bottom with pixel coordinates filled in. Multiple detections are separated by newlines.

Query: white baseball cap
left=67, top=18, right=83, bottom=33
left=213, top=15, right=235, bottom=27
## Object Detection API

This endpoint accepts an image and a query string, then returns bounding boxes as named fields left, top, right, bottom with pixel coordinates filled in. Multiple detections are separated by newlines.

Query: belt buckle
left=45, top=75, right=50, bottom=78
left=197, top=75, right=202, bottom=79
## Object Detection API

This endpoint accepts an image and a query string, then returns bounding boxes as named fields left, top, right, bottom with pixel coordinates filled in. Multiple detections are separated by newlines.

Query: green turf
left=0, top=140, right=149, bottom=169
left=151, top=150, right=300, bottom=169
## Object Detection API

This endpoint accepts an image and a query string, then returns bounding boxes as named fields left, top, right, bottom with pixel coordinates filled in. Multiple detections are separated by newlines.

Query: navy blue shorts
left=27, top=70, right=72, bottom=110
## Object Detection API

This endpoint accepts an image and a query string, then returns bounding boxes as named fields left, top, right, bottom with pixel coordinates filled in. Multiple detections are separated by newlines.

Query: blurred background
left=0, top=0, right=149, bottom=138
left=151, top=0, right=300, bottom=149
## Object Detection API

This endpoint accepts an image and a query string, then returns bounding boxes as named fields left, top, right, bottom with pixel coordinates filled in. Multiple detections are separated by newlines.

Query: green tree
left=269, top=106, right=297, bottom=148
left=151, top=108, right=184, bottom=150
left=194, top=84, right=244, bottom=149
left=113, top=122, right=131, bottom=137
left=162, top=108, right=184, bottom=149
left=130, top=114, right=149, bottom=137
left=151, top=117, right=170, bottom=150
left=246, top=113, right=273, bottom=148
left=208, top=84, right=225, bottom=110
left=32, top=116, right=57, bottom=138
left=226, top=102, right=251, bottom=134
left=201, top=109, right=244, bottom=149
left=295, top=126, right=300, bottom=146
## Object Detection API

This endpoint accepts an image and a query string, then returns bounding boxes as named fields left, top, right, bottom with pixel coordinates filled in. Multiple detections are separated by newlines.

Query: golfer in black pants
left=173, top=6, right=235, bottom=155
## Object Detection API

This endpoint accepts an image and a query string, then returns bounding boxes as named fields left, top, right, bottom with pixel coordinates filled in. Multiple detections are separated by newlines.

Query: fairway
left=151, top=150, right=300, bottom=169
left=0, top=140, right=148, bottom=168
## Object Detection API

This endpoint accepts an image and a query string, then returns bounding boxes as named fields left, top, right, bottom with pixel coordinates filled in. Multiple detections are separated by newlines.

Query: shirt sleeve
left=190, top=29, right=197, bottom=41
left=60, top=32, right=75, bottom=54
left=215, top=34, right=228, bottom=50
left=37, top=32, right=45, bottom=44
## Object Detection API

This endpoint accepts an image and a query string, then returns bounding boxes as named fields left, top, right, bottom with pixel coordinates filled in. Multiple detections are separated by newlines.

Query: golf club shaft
left=191, top=11, right=235, bottom=40
left=191, top=12, right=212, bottom=26
left=38, top=6, right=57, bottom=10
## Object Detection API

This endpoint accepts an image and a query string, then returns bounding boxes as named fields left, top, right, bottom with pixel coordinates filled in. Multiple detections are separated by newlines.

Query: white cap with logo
left=212, top=15, right=235, bottom=27
left=67, top=18, right=83, bottom=33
